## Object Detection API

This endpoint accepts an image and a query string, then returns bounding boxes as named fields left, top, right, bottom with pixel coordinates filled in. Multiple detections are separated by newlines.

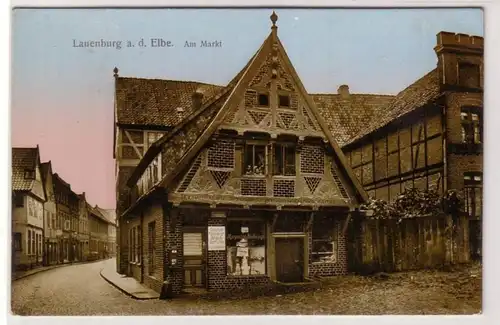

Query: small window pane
left=258, top=94, right=269, bottom=106
left=279, top=95, right=290, bottom=107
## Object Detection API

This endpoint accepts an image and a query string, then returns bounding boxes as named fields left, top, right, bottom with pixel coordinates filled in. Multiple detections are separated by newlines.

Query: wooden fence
left=346, top=214, right=470, bottom=274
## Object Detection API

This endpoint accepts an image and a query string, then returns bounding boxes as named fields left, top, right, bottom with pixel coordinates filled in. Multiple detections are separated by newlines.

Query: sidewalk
left=12, top=259, right=105, bottom=281
left=99, top=262, right=160, bottom=300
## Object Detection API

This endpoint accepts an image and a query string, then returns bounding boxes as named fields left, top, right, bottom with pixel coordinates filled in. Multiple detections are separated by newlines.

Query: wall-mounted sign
left=241, top=227, right=249, bottom=234
left=208, top=226, right=226, bottom=251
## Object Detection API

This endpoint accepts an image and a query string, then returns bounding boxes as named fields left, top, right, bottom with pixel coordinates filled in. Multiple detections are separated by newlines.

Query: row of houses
left=11, top=145, right=117, bottom=272
left=112, top=13, right=482, bottom=296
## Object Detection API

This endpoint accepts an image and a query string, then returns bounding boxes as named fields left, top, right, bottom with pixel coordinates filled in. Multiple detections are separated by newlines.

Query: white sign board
left=208, top=226, right=226, bottom=251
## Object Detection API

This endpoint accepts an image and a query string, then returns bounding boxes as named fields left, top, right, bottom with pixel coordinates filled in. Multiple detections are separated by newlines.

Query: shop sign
left=208, top=226, right=225, bottom=251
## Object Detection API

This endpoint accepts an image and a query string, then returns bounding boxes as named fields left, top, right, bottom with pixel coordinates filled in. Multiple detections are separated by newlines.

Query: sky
left=10, top=8, right=484, bottom=209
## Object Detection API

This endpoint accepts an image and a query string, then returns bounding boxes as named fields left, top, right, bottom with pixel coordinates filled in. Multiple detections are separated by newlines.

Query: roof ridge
left=118, top=76, right=224, bottom=87
left=311, top=93, right=396, bottom=97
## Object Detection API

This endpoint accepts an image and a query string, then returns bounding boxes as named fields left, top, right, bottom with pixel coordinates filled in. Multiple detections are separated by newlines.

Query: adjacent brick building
left=113, top=14, right=483, bottom=296
left=336, top=32, right=483, bottom=261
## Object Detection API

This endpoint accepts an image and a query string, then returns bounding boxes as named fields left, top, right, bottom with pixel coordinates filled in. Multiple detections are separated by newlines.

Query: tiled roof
left=96, top=207, right=116, bottom=224
left=312, top=94, right=395, bottom=147
left=115, top=78, right=224, bottom=127
left=342, top=69, right=441, bottom=146
left=12, top=147, right=38, bottom=191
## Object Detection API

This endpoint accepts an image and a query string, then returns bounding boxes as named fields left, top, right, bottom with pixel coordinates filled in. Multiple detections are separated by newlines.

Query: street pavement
left=10, top=258, right=481, bottom=316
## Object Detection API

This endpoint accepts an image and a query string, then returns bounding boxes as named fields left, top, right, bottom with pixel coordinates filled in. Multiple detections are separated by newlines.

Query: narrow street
left=10, top=258, right=481, bottom=316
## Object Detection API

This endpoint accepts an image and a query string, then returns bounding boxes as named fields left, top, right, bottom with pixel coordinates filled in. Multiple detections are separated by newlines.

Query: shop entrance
left=275, top=237, right=304, bottom=283
left=182, top=229, right=206, bottom=287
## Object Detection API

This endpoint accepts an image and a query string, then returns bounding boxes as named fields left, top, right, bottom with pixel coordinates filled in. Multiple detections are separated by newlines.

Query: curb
left=99, top=268, right=158, bottom=301
left=12, top=258, right=111, bottom=281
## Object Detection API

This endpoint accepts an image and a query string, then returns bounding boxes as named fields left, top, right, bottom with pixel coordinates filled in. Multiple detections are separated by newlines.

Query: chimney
left=192, top=89, right=204, bottom=111
left=338, top=84, right=350, bottom=98
left=434, top=31, right=483, bottom=89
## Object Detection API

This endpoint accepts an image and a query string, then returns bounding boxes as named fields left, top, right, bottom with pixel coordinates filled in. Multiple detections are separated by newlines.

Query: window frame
left=458, top=62, right=481, bottom=89
left=461, top=106, right=482, bottom=145
left=148, top=221, right=156, bottom=275
left=243, top=143, right=268, bottom=176
left=257, top=93, right=270, bottom=107
left=464, top=172, right=482, bottom=218
left=278, top=94, right=291, bottom=108
left=226, top=218, right=267, bottom=276
left=272, top=143, right=296, bottom=176
left=311, top=216, right=338, bottom=264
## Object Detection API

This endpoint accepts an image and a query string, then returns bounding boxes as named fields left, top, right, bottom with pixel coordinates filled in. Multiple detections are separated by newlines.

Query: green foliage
left=360, top=188, right=464, bottom=220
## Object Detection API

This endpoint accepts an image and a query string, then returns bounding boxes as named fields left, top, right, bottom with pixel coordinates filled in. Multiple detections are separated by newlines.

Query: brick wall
left=300, top=146, right=324, bottom=174
left=445, top=92, right=483, bottom=191
left=308, top=219, right=348, bottom=277
left=241, top=178, right=266, bottom=196
left=273, top=179, right=295, bottom=197
left=207, top=140, right=235, bottom=169
left=207, top=216, right=270, bottom=292
left=165, top=208, right=184, bottom=294
left=142, top=203, right=165, bottom=294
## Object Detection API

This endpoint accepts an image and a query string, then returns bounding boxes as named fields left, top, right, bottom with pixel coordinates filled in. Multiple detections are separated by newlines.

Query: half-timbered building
left=115, top=13, right=370, bottom=296
left=114, top=13, right=483, bottom=296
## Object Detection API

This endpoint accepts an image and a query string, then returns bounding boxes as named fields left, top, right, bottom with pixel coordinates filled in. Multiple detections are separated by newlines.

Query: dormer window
left=258, top=93, right=269, bottom=107
left=458, top=63, right=481, bottom=88
left=24, top=169, right=35, bottom=180
left=279, top=94, right=290, bottom=108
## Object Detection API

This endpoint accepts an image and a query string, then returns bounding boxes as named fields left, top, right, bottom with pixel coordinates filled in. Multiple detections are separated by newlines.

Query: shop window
left=273, top=144, right=296, bottom=176
left=311, top=216, right=338, bottom=263
left=464, top=172, right=482, bottom=218
left=226, top=219, right=266, bottom=276
left=244, top=144, right=267, bottom=176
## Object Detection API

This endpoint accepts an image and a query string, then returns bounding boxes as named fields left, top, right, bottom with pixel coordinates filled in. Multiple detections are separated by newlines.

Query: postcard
left=10, top=7, right=483, bottom=316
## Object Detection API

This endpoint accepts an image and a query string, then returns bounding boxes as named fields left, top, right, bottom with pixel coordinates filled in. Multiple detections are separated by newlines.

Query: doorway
left=182, top=229, right=206, bottom=287
left=275, top=237, right=305, bottom=283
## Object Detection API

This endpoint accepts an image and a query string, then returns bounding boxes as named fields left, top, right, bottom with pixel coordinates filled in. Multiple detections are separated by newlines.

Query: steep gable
left=158, top=17, right=367, bottom=203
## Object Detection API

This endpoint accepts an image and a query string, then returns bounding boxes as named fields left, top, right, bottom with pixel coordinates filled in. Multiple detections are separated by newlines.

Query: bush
left=360, top=188, right=464, bottom=220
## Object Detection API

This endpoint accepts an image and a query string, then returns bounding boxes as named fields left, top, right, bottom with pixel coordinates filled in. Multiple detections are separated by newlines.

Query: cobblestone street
left=10, top=258, right=481, bottom=316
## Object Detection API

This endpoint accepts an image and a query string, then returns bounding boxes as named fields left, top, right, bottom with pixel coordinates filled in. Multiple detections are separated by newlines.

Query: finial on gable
left=270, top=11, right=278, bottom=28
left=113, top=67, right=119, bottom=78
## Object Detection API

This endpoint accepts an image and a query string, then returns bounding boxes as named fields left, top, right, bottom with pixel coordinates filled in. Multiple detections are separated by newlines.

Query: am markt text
left=72, top=38, right=222, bottom=49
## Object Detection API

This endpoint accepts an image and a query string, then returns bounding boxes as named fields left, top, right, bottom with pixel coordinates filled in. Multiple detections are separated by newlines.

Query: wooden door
left=183, top=230, right=206, bottom=287
left=275, top=237, right=304, bottom=283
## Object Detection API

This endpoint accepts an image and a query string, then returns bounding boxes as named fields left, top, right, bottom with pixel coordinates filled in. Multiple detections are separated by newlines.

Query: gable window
left=459, top=63, right=481, bottom=88
left=258, top=93, right=269, bottom=107
left=24, top=169, right=35, bottom=180
left=464, top=172, right=482, bottom=218
left=461, top=107, right=482, bottom=144
left=278, top=94, right=290, bottom=108
left=311, top=215, right=338, bottom=263
left=273, top=144, right=296, bottom=176
left=244, top=144, right=267, bottom=176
